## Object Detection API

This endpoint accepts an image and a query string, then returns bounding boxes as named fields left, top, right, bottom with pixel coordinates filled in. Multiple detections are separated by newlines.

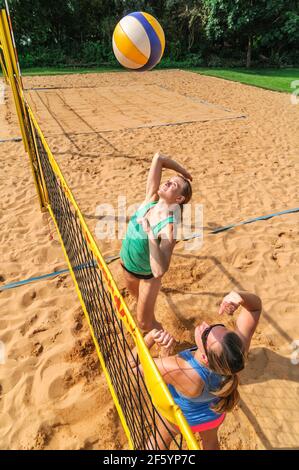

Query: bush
left=166, top=40, right=183, bottom=61
left=206, top=54, right=223, bottom=67
left=80, top=41, right=104, bottom=63
left=18, top=42, right=298, bottom=70
left=19, top=47, right=66, bottom=68
left=160, top=52, right=204, bottom=68
left=269, top=50, right=299, bottom=68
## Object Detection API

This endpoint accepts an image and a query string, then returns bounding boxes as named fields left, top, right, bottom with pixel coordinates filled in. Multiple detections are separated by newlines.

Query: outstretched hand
left=219, top=291, right=243, bottom=316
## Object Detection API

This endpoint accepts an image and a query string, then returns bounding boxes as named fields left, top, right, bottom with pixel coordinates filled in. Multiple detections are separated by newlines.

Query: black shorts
left=121, top=263, right=154, bottom=280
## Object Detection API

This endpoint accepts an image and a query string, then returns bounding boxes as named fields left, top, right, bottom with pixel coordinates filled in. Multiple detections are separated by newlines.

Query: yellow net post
left=3, top=0, right=24, bottom=90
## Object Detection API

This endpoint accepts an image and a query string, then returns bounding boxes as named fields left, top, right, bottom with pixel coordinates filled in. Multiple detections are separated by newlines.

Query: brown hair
left=207, top=332, right=245, bottom=413
left=176, top=175, right=192, bottom=206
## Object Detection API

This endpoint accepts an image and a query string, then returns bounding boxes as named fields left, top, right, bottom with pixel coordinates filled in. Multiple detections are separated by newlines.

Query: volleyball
left=112, top=12, right=165, bottom=71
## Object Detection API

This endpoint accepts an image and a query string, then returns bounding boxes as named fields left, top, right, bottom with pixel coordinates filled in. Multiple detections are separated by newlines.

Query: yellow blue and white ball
left=112, top=12, right=165, bottom=71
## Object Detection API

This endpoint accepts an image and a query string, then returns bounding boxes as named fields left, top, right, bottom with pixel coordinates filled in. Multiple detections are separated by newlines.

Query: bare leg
left=137, top=277, right=162, bottom=332
left=146, top=414, right=178, bottom=450
left=199, top=427, right=220, bottom=450
left=121, top=264, right=140, bottom=299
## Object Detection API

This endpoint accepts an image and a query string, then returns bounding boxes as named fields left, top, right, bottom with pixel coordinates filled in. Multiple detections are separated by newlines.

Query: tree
left=2, top=0, right=298, bottom=67
left=203, top=0, right=299, bottom=67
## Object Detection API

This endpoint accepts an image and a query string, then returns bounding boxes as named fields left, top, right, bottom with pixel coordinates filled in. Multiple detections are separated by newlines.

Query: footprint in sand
left=21, top=290, right=37, bottom=308
left=48, top=376, right=68, bottom=400
left=20, top=313, right=38, bottom=335
left=31, top=342, right=43, bottom=357
left=81, top=437, right=100, bottom=450
left=71, top=318, right=83, bottom=336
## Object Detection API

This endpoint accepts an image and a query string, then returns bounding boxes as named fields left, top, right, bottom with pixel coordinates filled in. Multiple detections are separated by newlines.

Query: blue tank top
left=168, top=348, right=224, bottom=426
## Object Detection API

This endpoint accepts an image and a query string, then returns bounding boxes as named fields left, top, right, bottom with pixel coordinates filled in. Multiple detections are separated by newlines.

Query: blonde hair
left=207, top=332, right=245, bottom=413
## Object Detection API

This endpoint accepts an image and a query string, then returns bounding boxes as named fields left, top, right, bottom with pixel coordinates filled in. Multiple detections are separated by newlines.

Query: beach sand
left=0, top=70, right=298, bottom=449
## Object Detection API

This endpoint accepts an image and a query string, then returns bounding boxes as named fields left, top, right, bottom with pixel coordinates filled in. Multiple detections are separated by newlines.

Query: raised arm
left=145, top=152, right=192, bottom=202
left=219, top=291, right=262, bottom=354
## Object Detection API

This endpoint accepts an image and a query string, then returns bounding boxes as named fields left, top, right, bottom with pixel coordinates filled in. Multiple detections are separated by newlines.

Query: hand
left=152, top=329, right=175, bottom=352
left=181, top=169, right=193, bottom=181
left=138, top=217, right=152, bottom=235
left=219, top=291, right=243, bottom=316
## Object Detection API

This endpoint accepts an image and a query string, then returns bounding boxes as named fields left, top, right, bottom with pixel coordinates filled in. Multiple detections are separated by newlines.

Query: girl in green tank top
left=120, top=152, right=192, bottom=332
left=120, top=200, right=175, bottom=276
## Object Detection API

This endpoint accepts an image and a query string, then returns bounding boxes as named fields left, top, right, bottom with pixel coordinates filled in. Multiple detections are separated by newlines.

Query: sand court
left=25, top=83, right=245, bottom=135
left=1, top=70, right=298, bottom=450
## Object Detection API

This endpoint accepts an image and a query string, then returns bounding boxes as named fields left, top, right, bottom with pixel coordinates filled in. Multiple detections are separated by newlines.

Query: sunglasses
left=201, top=323, right=225, bottom=356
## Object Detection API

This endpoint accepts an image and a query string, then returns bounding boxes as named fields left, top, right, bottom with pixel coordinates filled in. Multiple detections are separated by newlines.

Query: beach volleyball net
left=0, top=5, right=199, bottom=450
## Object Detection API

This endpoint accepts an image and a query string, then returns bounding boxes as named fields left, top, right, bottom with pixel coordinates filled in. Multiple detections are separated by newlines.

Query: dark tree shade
left=1, top=0, right=298, bottom=68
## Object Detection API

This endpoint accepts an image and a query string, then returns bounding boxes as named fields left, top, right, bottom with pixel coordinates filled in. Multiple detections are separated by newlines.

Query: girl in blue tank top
left=120, top=152, right=192, bottom=332
left=131, top=290, right=262, bottom=450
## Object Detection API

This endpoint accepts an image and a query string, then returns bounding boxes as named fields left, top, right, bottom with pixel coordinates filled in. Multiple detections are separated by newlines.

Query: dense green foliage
left=1, top=0, right=298, bottom=68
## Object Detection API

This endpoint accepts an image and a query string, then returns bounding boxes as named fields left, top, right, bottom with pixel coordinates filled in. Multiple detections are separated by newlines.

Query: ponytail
left=211, top=374, right=240, bottom=413
left=207, top=331, right=245, bottom=413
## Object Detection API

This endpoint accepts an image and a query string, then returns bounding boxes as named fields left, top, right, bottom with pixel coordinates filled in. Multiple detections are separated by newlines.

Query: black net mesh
left=25, top=104, right=184, bottom=450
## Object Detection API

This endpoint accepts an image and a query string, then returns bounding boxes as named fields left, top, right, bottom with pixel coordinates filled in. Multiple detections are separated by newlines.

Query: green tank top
left=120, top=201, right=174, bottom=275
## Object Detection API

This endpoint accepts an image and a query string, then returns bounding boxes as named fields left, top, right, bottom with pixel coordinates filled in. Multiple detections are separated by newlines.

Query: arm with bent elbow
left=146, top=152, right=192, bottom=202
left=148, top=236, right=174, bottom=278
left=147, top=223, right=175, bottom=278
left=219, top=290, right=262, bottom=354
